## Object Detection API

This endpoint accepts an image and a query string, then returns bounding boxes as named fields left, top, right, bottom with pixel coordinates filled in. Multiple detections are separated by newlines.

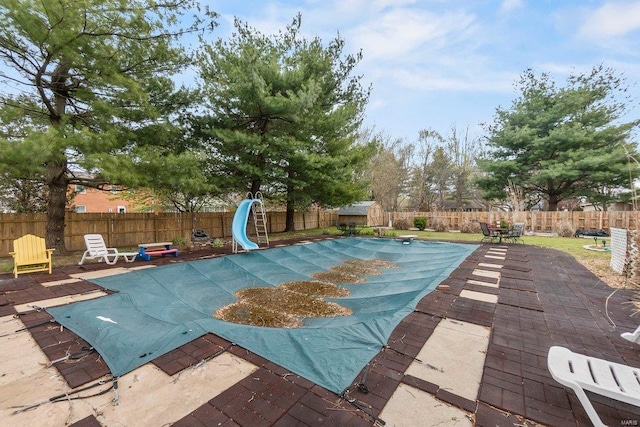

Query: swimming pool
left=48, top=237, right=477, bottom=393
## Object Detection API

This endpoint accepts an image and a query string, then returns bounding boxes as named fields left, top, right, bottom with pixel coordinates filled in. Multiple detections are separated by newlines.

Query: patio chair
left=10, top=234, right=55, bottom=278
left=479, top=222, right=499, bottom=243
left=78, top=234, right=138, bottom=265
left=547, top=346, right=640, bottom=427
left=504, top=222, right=525, bottom=244
left=621, top=325, right=640, bottom=344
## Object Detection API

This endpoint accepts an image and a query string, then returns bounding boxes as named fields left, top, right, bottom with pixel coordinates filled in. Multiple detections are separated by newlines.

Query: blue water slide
left=232, top=199, right=260, bottom=250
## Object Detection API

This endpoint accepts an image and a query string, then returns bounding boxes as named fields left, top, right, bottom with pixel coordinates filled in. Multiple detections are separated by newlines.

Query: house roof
left=338, top=199, right=491, bottom=214
left=337, top=201, right=377, bottom=216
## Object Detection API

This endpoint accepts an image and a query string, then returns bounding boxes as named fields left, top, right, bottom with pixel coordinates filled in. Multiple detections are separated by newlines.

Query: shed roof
left=337, top=201, right=377, bottom=216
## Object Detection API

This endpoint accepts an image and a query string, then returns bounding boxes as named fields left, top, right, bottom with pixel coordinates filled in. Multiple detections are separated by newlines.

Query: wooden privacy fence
left=392, top=210, right=640, bottom=233
left=0, top=209, right=338, bottom=257
left=1, top=209, right=638, bottom=257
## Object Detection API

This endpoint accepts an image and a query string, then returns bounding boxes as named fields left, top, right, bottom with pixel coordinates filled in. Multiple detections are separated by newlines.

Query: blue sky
left=198, top=0, right=640, bottom=143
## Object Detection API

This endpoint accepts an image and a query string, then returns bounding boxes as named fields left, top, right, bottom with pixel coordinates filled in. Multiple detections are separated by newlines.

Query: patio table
left=489, top=227, right=509, bottom=243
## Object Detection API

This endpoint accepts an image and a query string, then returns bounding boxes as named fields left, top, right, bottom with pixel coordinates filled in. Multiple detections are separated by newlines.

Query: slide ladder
left=252, top=198, right=269, bottom=245
left=231, top=192, right=269, bottom=253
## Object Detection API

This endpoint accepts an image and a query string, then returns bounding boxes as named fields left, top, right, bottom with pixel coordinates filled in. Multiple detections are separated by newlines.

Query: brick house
left=71, top=184, right=137, bottom=213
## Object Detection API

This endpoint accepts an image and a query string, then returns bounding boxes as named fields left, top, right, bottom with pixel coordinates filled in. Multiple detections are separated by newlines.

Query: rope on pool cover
left=46, top=346, right=95, bottom=367
left=0, top=317, right=57, bottom=338
left=11, top=342, right=237, bottom=415
left=11, top=376, right=118, bottom=414
left=338, top=341, right=447, bottom=425
left=384, top=345, right=443, bottom=372
left=341, top=390, right=387, bottom=426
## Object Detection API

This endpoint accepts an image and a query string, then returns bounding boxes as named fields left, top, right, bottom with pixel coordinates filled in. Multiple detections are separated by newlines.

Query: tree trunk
left=45, top=163, right=69, bottom=253
left=548, top=194, right=559, bottom=211
left=44, top=62, right=72, bottom=253
left=250, top=181, right=261, bottom=197
left=285, top=199, right=295, bottom=232
left=284, top=167, right=296, bottom=232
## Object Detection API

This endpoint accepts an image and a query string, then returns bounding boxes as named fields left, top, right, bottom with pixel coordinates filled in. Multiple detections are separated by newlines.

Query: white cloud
left=199, top=1, right=640, bottom=139
left=329, top=0, right=417, bottom=16
left=391, top=68, right=516, bottom=93
left=346, top=8, right=477, bottom=62
left=216, top=3, right=299, bottom=38
left=372, top=0, right=419, bottom=9
left=500, top=0, right=525, bottom=14
left=578, top=1, right=640, bottom=39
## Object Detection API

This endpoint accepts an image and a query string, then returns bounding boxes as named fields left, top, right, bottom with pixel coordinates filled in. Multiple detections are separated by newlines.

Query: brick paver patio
left=1, top=236, right=638, bottom=426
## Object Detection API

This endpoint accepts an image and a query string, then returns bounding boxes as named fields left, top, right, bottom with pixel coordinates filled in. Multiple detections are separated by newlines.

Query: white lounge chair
left=621, top=326, right=640, bottom=344
left=547, top=346, right=640, bottom=427
left=78, top=234, right=138, bottom=265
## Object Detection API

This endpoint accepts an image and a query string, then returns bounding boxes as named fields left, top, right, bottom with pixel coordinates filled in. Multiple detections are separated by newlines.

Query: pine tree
left=477, top=66, right=639, bottom=211
left=196, top=15, right=374, bottom=231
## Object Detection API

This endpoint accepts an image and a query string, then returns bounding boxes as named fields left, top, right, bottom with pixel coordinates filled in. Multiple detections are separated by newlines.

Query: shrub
left=460, top=221, right=481, bottom=234
left=556, top=221, right=574, bottom=237
left=413, top=217, right=427, bottom=230
left=431, top=218, right=448, bottom=232
left=393, top=218, right=410, bottom=230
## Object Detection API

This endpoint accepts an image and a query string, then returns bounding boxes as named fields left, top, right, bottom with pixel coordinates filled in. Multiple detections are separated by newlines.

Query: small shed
left=337, top=201, right=384, bottom=227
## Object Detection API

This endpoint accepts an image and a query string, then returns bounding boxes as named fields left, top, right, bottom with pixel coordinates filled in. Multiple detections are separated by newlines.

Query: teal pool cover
left=47, top=238, right=477, bottom=394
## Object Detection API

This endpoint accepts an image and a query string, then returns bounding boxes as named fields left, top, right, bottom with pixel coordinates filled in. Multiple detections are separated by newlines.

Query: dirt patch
left=576, top=256, right=640, bottom=317
left=579, top=256, right=632, bottom=289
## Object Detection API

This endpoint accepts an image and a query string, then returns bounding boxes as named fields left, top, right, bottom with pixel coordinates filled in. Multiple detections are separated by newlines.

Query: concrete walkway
left=0, top=237, right=638, bottom=426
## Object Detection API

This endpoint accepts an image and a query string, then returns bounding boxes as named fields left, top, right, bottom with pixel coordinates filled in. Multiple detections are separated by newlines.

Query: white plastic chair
left=78, top=234, right=138, bottom=265
left=621, top=326, right=640, bottom=344
left=547, top=346, right=640, bottom=427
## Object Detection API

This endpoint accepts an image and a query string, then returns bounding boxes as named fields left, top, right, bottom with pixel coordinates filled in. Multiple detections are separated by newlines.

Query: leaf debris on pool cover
left=329, top=264, right=381, bottom=276
left=215, top=258, right=399, bottom=327
left=311, top=271, right=365, bottom=283
left=343, top=259, right=399, bottom=269
left=282, top=280, right=350, bottom=297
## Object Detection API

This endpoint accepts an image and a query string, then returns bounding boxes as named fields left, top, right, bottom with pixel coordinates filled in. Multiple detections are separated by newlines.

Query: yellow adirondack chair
left=10, top=234, right=55, bottom=278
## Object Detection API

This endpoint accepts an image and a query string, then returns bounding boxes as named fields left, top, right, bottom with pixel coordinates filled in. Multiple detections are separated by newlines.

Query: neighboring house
left=337, top=201, right=385, bottom=226
left=71, top=184, right=136, bottom=213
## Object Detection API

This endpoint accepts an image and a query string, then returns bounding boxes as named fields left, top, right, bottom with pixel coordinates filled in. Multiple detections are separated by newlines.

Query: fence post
left=108, top=216, right=113, bottom=246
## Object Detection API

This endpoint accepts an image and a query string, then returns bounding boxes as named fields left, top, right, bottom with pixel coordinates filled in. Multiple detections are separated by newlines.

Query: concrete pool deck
left=0, top=236, right=638, bottom=426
